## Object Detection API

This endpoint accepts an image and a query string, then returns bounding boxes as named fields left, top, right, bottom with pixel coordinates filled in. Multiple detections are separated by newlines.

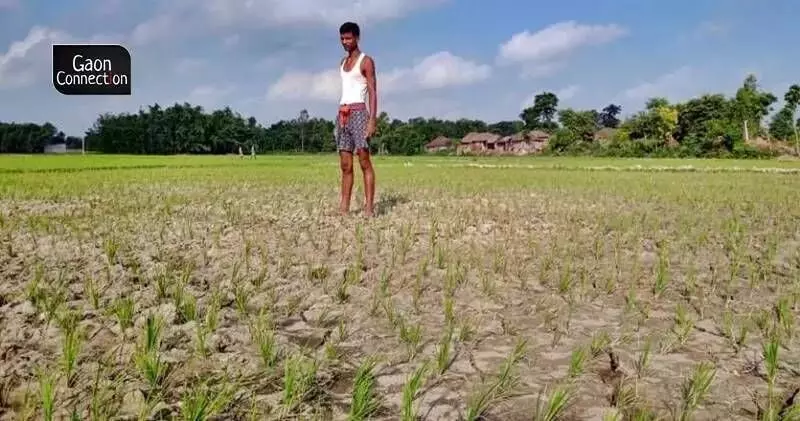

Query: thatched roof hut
left=526, top=130, right=550, bottom=142
left=461, top=132, right=501, bottom=144
left=425, top=135, right=453, bottom=148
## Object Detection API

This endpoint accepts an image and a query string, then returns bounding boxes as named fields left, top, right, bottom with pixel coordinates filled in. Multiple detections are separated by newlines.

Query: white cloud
left=173, top=58, right=206, bottom=74
left=130, top=0, right=446, bottom=45
left=410, top=51, right=491, bottom=89
left=622, top=66, right=694, bottom=100
left=202, top=0, right=445, bottom=27
left=556, top=85, right=579, bottom=100
left=497, top=21, right=626, bottom=65
left=267, top=69, right=340, bottom=101
left=185, top=85, right=235, bottom=108
left=267, top=51, right=490, bottom=101
left=0, top=26, right=126, bottom=89
left=0, top=26, right=71, bottom=89
left=520, top=85, right=580, bottom=110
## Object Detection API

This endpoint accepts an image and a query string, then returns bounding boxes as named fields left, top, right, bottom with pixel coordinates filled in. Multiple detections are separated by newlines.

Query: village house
left=457, top=132, right=501, bottom=154
left=457, top=130, right=550, bottom=155
left=424, top=135, right=454, bottom=153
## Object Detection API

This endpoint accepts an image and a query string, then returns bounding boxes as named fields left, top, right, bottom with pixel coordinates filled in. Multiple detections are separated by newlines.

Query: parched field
left=1, top=154, right=800, bottom=420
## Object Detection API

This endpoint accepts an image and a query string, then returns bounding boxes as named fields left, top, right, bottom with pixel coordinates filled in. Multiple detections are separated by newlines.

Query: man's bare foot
left=363, top=208, right=374, bottom=218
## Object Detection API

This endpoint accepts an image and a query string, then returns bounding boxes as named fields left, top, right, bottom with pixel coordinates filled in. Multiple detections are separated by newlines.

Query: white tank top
left=339, top=53, right=368, bottom=105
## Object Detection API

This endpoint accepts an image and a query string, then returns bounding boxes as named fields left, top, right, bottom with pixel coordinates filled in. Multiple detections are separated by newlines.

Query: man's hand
left=366, top=117, right=376, bottom=139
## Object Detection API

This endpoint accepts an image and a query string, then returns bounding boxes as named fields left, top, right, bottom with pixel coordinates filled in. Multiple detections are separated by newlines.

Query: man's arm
left=363, top=56, right=377, bottom=120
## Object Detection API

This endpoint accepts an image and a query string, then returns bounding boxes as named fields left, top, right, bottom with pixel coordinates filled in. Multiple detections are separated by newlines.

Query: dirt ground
left=1, top=164, right=799, bottom=420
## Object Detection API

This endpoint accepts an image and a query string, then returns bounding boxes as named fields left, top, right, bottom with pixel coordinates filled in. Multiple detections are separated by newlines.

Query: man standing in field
left=335, top=21, right=377, bottom=217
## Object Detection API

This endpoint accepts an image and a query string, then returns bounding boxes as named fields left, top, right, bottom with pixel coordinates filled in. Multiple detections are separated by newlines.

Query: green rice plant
left=233, top=282, right=250, bottom=316
left=249, top=309, right=280, bottom=369
left=635, top=337, right=653, bottom=379
left=153, top=269, right=170, bottom=301
left=442, top=293, right=455, bottom=327
left=435, top=244, right=446, bottom=269
left=195, top=323, right=210, bottom=358
left=674, top=361, right=716, bottom=421
left=133, top=315, right=169, bottom=397
left=401, top=361, right=430, bottom=421
left=762, top=335, right=781, bottom=417
left=610, top=376, right=639, bottom=416
left=88, top=361, right=122, bottom=421
left=590, top=331, right=611, bottom=358
left=111, top=296, right=134, bottom=333
left=58, top=310, right=83, bottom=387
left=179, top=292, right=198, bottom=323
left=281, top=354, right=318, bottom=413
left=464, top=338, right=527, bottom=421
left=652, top=245, right=670, bottom=298
left=435, top=325, right=455, bottom=375
left=25, top=264, right=45, bottom=310
left=567, top=345, right=588, bottom=379
left=179, top=380, right=236, bottom=421
left=458, top=317, right=476, bottom=343
left=37, top=365, right=57, bottom=421
left=102, top=235, right=120, bottom=266
left=774, top=297, right=794, bottom=341
left=83, top=276, right=101, bottom=310
left=398, top=318, right=423, bottom=361
left=533, top=383, right=573, bottom=421
left=348, top=356, right=381, bottom=421
left=204, top=293, right=220, bottom=333
left=673, top=303, right=694, bottom=348
left=720, top=309, right=749, bottom=353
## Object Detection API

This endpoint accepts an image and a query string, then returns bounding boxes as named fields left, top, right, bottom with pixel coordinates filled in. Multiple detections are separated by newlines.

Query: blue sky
left=0, top=0, right=797, bottom=136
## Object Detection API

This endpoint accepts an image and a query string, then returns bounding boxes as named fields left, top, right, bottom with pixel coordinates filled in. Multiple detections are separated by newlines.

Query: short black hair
left=339, top=22, right=360, bottom=37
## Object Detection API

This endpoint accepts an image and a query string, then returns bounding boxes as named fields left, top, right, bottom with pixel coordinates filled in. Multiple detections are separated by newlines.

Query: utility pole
left=743, top=120, right=750, bottom=143
left=793, top=121, right=799, bottom=156
left=298, top=109, right=309, bottom=153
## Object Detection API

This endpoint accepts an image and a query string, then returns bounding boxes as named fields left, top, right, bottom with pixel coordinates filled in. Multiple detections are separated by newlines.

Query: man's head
left=339, top=22, right=360, bottom=52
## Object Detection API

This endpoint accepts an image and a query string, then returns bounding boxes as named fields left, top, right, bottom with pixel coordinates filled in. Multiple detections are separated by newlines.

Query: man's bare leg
left=339, top=151, right=354, bottom=215
left=356, top=148, right=375, bottom=217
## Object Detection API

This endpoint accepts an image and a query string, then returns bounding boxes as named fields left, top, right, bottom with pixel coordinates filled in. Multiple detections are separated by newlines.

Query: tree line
left=1, top=74, right=797, bottom=157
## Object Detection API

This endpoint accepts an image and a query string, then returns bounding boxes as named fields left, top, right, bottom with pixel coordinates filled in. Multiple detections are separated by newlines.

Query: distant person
left=335, top=21, right=377, bottom=217
left=238, top=145, right=243, bottom=158
left=250, top=145, right=255, bottom=159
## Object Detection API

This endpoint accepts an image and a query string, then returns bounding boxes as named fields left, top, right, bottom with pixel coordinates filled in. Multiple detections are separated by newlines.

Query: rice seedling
left=37, top=365, right=57, bottom=421
left=401, top=361, right=430, bottom=421
left=249, top=309, right=280, bottom=369
left=281, top=353, right=318, bottom=414
left=673, top=361, right=716, bottom=421
left=58, top=310, right=83, bottom=387
left=464, top=338, right=527, bottom=421
left=635, top=336, right=653, bottom=379
left=133, top=314, right=169, bottom=398
left=348, top=356, right=382, bottom=420
left=179, top=379, right=236, bottom=421
left=435, top=325, right=455, bottom=375
left=111, top=296, right=135, bottom=333
left=397, top=317, right=423, bottom=361
left=532, top=383, right=573, bottom=421
left=567, top=345, right=588, bottom=379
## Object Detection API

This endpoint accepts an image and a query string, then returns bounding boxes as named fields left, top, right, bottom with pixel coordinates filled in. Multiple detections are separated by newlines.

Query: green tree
left=520, top=92, right=559, bottom=131
left=558, top=108, right=600, bottom=142
left=599, top=104, right=621, bottom=128
left=732, top=74, right=777, bottom=139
